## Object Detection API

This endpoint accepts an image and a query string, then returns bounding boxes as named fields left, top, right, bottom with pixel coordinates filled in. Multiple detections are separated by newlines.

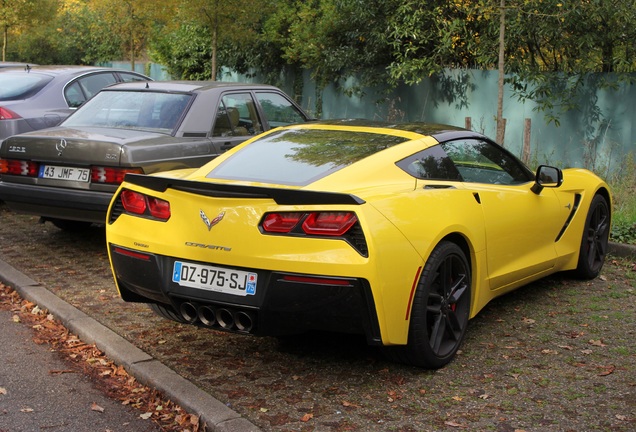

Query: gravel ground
left=0, top=204, right=634, bottom=432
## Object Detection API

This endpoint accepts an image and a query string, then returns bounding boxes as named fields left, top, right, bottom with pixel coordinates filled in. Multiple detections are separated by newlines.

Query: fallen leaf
left=20, top=407, right=34, bottom=413
left=452, top=396, right=463, bottom=401
left=597, top=365, right=616, bottom=376
left=12, top=315, right=20, bottom=323
left=259, top=408, right=269, bottom=413
left=522, top=317, right=536, bottom=325
left=588, top=339, right=607, bottom=347
left=300, top=413, right=313, bottom=422
left=444, top=420, right=468, bottom=428
left=478, top=394, right=490, bottom=400
left=91, top=402, right=105, bottom=413
left=140, top=412, right=152, bottom=419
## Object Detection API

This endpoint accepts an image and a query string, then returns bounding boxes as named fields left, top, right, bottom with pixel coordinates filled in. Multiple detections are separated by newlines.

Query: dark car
left=0, top=65, right=151, bottom=140
left=0, top=80, right=313, bottom=230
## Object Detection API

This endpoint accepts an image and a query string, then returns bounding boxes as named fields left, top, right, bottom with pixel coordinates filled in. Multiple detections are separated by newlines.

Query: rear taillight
left=261, top=211, right=358, bottom=237
left=91, top=167, right=143, bottom=185
left=120, top=189, right=170, bottom=221
left=0, top=107, right=21, bottom=120
left=302, top=212, right=358, bottom=236
left=0, top=159, right=38, bottom=176
left=261, top=212, right=304, bottom=233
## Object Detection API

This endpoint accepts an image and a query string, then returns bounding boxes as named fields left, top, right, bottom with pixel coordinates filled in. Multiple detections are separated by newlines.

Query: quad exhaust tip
left=179, top=301, right=255, bottom=333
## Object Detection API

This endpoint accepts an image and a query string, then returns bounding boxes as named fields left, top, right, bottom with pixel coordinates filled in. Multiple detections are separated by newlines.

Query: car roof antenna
left=145, top=82, right=149, bottom=89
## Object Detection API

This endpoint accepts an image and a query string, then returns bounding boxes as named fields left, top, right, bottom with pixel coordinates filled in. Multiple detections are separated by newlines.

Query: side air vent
left=555, top=193, right=582, bottom=242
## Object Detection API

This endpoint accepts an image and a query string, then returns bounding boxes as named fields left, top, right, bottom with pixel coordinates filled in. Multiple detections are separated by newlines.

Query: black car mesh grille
left=345, top=222, right=369, bottom=257
left=109, top=196, right=124, bottom=224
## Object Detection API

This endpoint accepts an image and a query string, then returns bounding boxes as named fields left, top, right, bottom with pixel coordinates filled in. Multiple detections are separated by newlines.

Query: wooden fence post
left=523, top=118, right=531, bottom=164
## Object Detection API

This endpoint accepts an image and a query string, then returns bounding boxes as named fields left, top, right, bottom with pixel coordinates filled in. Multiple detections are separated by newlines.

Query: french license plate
left=39, top=165, right=90, bottom=182
left=172, top=261, right=257, bottom=296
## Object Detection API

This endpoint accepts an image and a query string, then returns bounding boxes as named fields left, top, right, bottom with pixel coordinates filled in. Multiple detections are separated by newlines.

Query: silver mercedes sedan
left=0, top=65, right=151, bottom=140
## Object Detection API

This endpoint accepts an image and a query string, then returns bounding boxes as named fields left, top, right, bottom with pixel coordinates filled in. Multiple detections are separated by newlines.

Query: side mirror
left=531, top=165, right=563, bottom=194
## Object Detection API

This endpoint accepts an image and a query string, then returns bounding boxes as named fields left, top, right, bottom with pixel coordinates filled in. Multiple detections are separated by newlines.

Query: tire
left=150, top=303, right=187, bottom=323
left=49, top=218, right=93, bottom=231
left=573, top=194, right=610, bottom=279
left=386, top=241, right=471, bottom=369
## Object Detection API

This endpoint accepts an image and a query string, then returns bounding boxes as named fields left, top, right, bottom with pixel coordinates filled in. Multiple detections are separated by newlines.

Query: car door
left=441, top=138, right=569, bottom=291
left=210, top=92, right=263, bottom=154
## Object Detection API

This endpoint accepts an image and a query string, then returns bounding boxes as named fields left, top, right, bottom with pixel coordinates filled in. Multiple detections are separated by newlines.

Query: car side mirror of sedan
left=531, top=165, right=563, bottom=195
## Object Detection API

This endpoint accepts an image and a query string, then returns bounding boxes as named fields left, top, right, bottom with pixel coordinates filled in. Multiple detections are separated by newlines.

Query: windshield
left=0, top=73, right=53, bottom=100
left=63, top=90, right=192, bottom=134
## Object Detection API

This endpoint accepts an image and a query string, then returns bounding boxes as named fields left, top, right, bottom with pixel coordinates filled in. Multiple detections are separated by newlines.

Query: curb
left=0, top=259, right=261, bottom=432
left=609, top=241, right=636, bottom=259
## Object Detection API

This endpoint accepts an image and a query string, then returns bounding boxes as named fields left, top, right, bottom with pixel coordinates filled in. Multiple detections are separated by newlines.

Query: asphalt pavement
left=0, top=308, right=161, bottom=432
left=0, top=259, right=260, bottom=432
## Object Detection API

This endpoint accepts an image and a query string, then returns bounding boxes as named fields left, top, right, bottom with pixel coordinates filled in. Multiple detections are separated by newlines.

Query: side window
left=255, top=92, right=306, bottom=127
left=64, top=81, right=86, bottom=108
left=76, top=73, right=117, bottom=100
left=441, top=139, right=532, bottom=185
left=118, top=72, right=147, bottom=83
left=212, top=93, right=262, bottom=137
left=396, top=145, right=462, bottom=181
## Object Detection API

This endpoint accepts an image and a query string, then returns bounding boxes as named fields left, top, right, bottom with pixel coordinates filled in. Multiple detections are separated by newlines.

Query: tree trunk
left=211, top=24, right=217, bottom=81
left=496, top=0, right=506, bottom=146
left=130, top=30, right=135, bottom=70
left=2, top=24, right=7, bottom=62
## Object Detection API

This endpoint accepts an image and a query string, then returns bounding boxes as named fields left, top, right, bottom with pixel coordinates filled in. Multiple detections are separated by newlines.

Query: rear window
left=207, top=128, right=408, bottom=186
left=63, top=90, right=192, bottom=134
left=0, top=73, right=54, bottom=100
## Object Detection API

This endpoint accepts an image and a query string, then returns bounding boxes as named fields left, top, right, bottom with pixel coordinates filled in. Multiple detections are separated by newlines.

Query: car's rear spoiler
left=123, top=173, right=365, bottom=205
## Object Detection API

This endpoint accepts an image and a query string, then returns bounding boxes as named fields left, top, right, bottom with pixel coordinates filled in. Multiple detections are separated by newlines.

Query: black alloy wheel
left=387, top=241, right=471, bottom=369
left=574, top=194, right=610, bottom=279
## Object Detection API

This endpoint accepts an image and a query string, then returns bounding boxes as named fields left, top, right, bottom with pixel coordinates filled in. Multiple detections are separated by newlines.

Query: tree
left=86, top=0, right=164, bottom=68
left=0, top=0, right=57, bottom=61
left=157, top=0, right=268, bottom=81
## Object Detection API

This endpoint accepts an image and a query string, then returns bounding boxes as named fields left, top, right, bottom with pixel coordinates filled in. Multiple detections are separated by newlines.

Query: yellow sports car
left=106, top=120, right=611, bottom=368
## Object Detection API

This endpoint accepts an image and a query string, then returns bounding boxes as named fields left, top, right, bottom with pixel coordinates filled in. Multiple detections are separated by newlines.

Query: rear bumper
left=109, top=244, right=383, bottom=345
left=0, top=181, right=112, bottom=224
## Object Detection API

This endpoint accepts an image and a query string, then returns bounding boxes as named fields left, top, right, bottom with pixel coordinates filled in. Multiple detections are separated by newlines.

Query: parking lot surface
left=0, top=205, right=634, bottom=431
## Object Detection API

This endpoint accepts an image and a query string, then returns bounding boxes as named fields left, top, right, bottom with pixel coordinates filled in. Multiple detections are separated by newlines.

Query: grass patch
left=610, top=346, right=631, bottom=356
left=606, top=152, right=636, bottom=245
